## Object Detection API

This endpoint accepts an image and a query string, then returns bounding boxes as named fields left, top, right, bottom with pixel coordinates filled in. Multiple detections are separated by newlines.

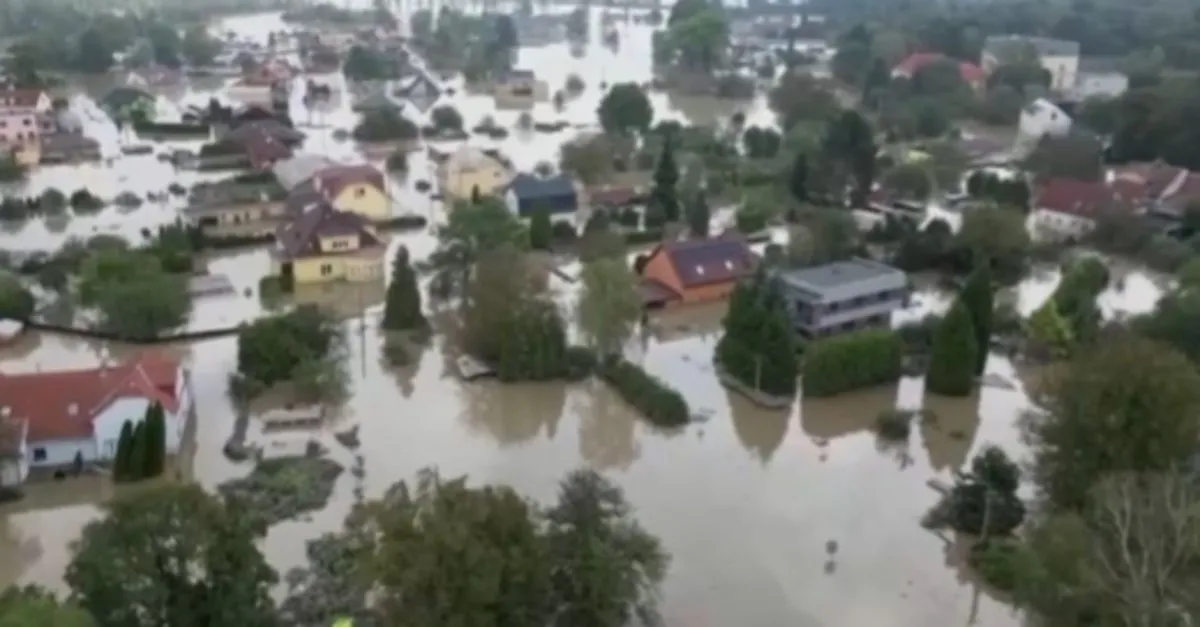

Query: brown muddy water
left=0, top=7, right=1173, bottom=627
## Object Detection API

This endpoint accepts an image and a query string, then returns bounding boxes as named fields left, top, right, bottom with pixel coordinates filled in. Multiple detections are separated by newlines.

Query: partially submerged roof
left=776, top=259, right=906, bottom=303
left=1036, top=177, right=1141, bottom=218
left=0, top=354, right=181, bottom=442
left=273, top=154, right=336, bottom=190
left=509, top=172, right=575, bottom=200
left=653, top=236, right=756, bottom=289
left=312, top=164, right=385, bottom=198
left=274, top=202, right=383, bottom=260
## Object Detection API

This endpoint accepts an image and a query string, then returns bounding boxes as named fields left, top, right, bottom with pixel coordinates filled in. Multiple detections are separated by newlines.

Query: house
left=1065, top=71, right=1128, bottom=104
left=583, top=170, right=652, bottom=209
left=1032, top=177, right=1144, bottom=241
left=184, top=175, right=288, bottom=236
left=505, top=172, right=579, bottom=219
left=199, top=125, right=294, bottom=171
left=1018, top=98, right=1072, bottom=141
left=638, top=237, right=757, bottom=308
left=306, top=164, right=390, bottom=222
left=0, top=353, right=192, bottom=480
left=773, top=259, right=908, bottom=339
left=271, top=201, right=388, bottom=285
left=0, top=87, right=50, bottom=167
left=438, top=145, right=511, bottom=201
left=273, top=154, right=337, bottom=190
left=982, top=35, right=1080, bottom=92
left=493, top=69, right=550, bottom=106
left=38, top=110, right=101, bottom=164
left=892, top=53, right=986, bottom=89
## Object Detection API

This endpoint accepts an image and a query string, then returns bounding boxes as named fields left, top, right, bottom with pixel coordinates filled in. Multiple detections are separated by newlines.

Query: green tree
left=75, top=27, right=114, bottom=74
left=426, top=197, right=527, bottom=306
left=955, top=204, right=1031, bottom=283
left=0, top=585, right=95, bottom=627
left=545, top=469, right=669, bottom=627
left=959, top=260, right=994, bottom=374
left=881, top=162, right=932, bottom=201
left=66, top=483, right=278, bottom=627
left=821, top=110, right=876, bottom=207
left=577, top=257, right=642, bottom=358
left=1025, top=298, right=1073, bottom=357
left=1024, top=334, right=1200, bottom=512
left=142, top=404, right=166, bottom=478
left=529, top=207, right=553, bottom=250
left=769, top=71, right=841, bottom=130
left=181, top=25, right=220, bottom=67
left=596, top=83, right=654, bottom=135
left=1135, top=289, right=1200, bottom=367
left=788, top=152, right=809, bottom=202
left=112, top=420, right=134, bottom=482
left=685, top=190, right=710, bottom=237
left=235, top=306, right=342, bottom=391
left=360, top=469, right=553, bottom=626
left=665, top=1, right=729, bottom=72
left=382, top=246, right=426, bottom=331
left=0, top=273, right=33, bottom=321
left=716, top=272, right=798, bottom=397
left=78, top=249, right=190, bottom=340
left=648, top=137, right=679, bottom=222
left=127, top=422, right=148, bottom=481
left=925, top=299, right=977, bottom=397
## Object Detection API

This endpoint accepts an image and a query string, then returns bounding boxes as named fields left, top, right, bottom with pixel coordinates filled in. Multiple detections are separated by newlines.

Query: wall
left=28, top=437, right=96, bottom=469
left=1033, top=208, right=1093, bottom=241
left=677, top=281, right=737, bottom=305
left=293, top=252, right=384, bottom=284
left=641, top=250, right=684, bottom=301
left=1019, top=100, right=1072, bottom=139
left=91, top=396, right=185, bottom=463
left=443, top=161, right=508, bottom=201
left=211, top=201, right=284, bottom=226
left=1041, top=53, right=1079, bottom=91
left=333, top=184, right=390, bottom=222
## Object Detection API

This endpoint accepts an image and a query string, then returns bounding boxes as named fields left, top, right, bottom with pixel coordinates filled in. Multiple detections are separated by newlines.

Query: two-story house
left=981, top=35, right=1080, bottom=92
left=774, top=259, right=908, bottom=339
left=271, top=201, right=388, bottom=285
left=0, top=88, right=51, bottom=167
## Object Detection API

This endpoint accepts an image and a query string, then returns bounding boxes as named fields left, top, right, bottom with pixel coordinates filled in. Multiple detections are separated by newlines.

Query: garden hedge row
left=802, top=328, right=904, bottom=398
left=599, top=357, right=689, bottom=427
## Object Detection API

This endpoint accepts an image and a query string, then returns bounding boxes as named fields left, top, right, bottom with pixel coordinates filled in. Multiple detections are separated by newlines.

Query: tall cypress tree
left=143, top=403, right=166, bottom=478
left=959, top=259, right=994, bottom=375
left=685, top=190, right=710, bottom=238
left=113, top=420, right=134, bottom=482
left=127, top=421, right=149, bottom=482
left=382, top=246, right=426, bottom=331
left=650, top=136, right=679, bottom=222
left=926, top=299, right=978, bottom=397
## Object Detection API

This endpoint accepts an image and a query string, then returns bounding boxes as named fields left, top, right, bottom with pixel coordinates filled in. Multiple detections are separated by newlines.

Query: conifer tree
left=113, top=420, right=134, bottom=482
left=926, top=299, right=978, bottom=397
left=142, top=403, right=166, bottom=478
left=382, top=246, right=427, bottom=331
left=127, top=421, right=149, bottom=482
left=649, top=136, right=679, bottom=222
left=959, top=259, right=994, bottom=375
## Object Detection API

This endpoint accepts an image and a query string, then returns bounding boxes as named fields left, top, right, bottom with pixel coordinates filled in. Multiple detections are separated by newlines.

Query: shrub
left=0, top=274, right=34, bottom=320
left=40, top=188, right=68, bottom=214
left=430, top=105, right=463, bottom=131
left=565, top=74, right=585, bottom=94
left=802, top=329, right=904, bottom=397
left=968, top=538, right=1026, bottom=593
left=70, top=188, right=106, bottom=212
left=530, top=209, right=553, bottom=249
left=600, top=357, right=689, bottom=427
left=386, top=149, right=408, bottom=172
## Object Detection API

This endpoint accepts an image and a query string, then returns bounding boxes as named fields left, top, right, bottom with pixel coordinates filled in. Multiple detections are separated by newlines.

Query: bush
left=600, top=357, right=689, bottom=427
left=353, top=108, right=419, bottom=142
left=802, top=329, right=904, bottom=397
left=530, top=209, right=553, bottom=249
left=968, top=538, right=1026, bottom=593
left=70, top=188, right=106, bottom=212
left=0, top=274, right=34, bottom=320
left=430, top=105, right=463, bottom=131
left=565, top=74, right=585, bottom=94
left=40, top=188, right=68, bottom=214
left=386, top=149, right=408, bottom=172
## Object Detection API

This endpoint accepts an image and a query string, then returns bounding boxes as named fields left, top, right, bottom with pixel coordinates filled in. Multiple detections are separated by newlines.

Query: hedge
left=801, top=328, right=904, bottom=398
left=599, top=357, right=689, bottom=427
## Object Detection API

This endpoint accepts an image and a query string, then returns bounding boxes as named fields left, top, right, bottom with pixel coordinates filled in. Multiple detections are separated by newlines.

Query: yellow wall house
left=437, top=146, right=511, bottom=201
left=310, top=164, right=391, bottom=222
left=272, top=200, right=388, bottom=285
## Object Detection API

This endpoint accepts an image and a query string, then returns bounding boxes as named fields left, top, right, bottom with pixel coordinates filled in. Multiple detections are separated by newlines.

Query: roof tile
left=661, top=237, right=756, bottom=288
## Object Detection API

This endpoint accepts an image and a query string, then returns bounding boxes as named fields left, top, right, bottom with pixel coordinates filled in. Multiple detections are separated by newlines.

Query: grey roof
left=272, top=154, right=335, bottom=190
left=776, top=259, right=906, bottom=303
left=509, top=172, right=575, bottom=200
left=984, top=35, right=1080, bottom=59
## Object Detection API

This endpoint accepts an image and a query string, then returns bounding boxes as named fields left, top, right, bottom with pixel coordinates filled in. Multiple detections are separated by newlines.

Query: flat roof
left=777, top=259, right=906, bottom=302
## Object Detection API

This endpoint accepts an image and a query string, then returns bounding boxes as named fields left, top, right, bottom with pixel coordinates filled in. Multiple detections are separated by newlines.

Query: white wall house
left=0, top=354, right=193, bottom=482
left=1019, top=98, right=1073, bottom=140
left=0, top=419, right=28, bottom=488
left=1032, top=178, right=1140, bottom=242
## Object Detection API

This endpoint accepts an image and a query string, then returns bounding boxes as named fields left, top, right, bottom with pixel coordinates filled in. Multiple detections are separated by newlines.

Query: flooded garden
left=0, top=5, right=1173, bottom=627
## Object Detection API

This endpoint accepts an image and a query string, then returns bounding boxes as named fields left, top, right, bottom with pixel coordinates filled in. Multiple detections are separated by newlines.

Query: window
left=320, top=264, right=333, bottom=276
left=355, top=187, right=365, bottom=198
left=33, top=447, right=46, bottom=462
left=22, top=118, right=30, bottom=126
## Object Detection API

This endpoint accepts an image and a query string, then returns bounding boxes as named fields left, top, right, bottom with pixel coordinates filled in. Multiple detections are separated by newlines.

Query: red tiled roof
left=0, top=88, right=45, bottom=109
left=0, top=353, right=181, bottom=442
left=655, top=236, right=756, bottom=288
left=1160, top=172, right=1200, bottom=215
left=1036, top=178, right=1140, bottom=218
left=313, top=164, right=386, bottom=199
left=894, top=53, right=986, bottom=84
left=1110, top=162, right=1186, bottom=199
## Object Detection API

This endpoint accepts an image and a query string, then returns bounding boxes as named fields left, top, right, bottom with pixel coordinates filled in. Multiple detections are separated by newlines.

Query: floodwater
left=0, top=7, right=1171, bottom=627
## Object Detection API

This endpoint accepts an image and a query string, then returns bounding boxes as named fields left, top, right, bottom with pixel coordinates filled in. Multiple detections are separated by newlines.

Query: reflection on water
left=0, top=7, right=1171, bottom=627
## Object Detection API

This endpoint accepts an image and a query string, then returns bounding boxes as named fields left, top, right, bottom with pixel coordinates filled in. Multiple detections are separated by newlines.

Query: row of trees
left=112, top=403, right=168, bottom=482
left=0, top=189, right=108, bottom=221
left=50, top=466, right=669, bottom=626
